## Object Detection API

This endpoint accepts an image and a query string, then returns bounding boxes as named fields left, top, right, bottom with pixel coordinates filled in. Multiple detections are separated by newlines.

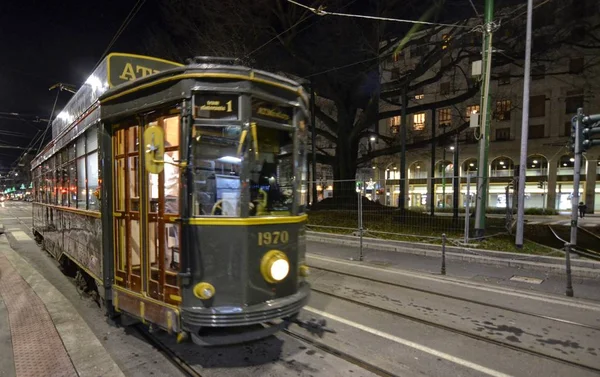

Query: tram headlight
left=261, top=250, right=290, bottom=283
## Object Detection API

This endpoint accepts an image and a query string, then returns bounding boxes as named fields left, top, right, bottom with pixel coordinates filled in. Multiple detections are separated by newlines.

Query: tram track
left=5, top=205, right=396, bottom=376
left=133, top=325, right=204, bottom=377
left=280, top=327, right=400, bottom=377
left=308, top=265, right=600, bottom=332
left=307, top=268, right=600, bottom=374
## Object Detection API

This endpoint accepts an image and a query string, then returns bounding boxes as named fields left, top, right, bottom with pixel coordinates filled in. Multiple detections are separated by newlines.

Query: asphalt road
left=1, top=201, right=599, bottom=377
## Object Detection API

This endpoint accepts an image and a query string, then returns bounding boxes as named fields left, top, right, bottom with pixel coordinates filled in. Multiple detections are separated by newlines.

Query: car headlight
left=260, top=250, right=290, bottom=283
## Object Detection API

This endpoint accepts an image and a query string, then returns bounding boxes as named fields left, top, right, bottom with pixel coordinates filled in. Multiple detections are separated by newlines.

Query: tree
left=144, top=0, right=600, bottom=200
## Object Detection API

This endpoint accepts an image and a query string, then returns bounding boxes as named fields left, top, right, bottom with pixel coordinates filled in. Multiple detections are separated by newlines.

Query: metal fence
left=306, top=176, right=521, bottom=240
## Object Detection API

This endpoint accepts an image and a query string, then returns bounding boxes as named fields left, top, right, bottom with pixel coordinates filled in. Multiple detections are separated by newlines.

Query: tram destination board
left=251, top=98, right=293, bottom=125
left=193, top=94, right=240, bottom=120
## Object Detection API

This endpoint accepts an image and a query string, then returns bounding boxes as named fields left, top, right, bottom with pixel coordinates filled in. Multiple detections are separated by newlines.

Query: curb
left=307, top=232, right=600, bottom=279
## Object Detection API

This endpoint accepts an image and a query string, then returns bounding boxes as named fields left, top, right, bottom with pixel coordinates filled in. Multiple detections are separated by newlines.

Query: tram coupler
left=293, top=317, right=336, bottom=337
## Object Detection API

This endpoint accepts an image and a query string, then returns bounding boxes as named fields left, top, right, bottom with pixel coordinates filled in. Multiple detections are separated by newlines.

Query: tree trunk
left=332, top=133, right=358, bottom=203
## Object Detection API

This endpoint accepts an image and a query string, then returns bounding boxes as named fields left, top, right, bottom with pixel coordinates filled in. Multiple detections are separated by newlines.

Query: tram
left=31, top=53, right=313, bottom=345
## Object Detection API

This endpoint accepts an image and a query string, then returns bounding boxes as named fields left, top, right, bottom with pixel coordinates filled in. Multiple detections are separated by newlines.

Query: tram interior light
left=85, top=75, right=107, bottom=94
left=57, top=111, right=73, bottom=123
left=217, top=156, right=242, bottom=164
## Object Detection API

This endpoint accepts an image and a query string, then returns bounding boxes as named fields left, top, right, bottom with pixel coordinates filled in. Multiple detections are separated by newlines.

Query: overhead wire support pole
left=570, top=108, right=584, bottom=247
left=515, top=0, right=534, bottom=248
left=474, top=0, right=495, bottom=239
left=310, top=79, right=318, bottom=206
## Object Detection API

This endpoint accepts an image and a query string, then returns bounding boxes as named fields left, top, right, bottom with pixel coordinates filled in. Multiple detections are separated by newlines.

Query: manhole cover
left=510, top=275, right=544, bottom=284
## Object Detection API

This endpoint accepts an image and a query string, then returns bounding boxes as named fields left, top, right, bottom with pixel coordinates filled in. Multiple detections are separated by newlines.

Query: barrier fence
left=306, top=178, right=577, bottom=296
left=306, top=177, right=521, bottom=239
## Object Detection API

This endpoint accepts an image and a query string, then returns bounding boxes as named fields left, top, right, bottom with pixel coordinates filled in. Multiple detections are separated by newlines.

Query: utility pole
left=399, top=87, right=407, bottom=210
left=430, top=108, right=436, bottom=216
left=453, top=134, right=459, bottom=219
left=515, top=0, right=533, bottom=248
left=310, top=79, right=318, bottom=206
left=474, top=0, right=495, bottom=238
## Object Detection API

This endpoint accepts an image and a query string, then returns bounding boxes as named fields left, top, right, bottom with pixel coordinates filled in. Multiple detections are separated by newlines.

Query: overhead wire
left=92, top=0, right=147, bottom=72
left=245, top=0, right=361, bottom=60
left=286, top=0, right=472, bottom=29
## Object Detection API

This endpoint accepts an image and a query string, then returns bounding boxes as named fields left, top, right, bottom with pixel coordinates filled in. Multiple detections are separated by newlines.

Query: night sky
left=0, top=0, right=160, bottom=172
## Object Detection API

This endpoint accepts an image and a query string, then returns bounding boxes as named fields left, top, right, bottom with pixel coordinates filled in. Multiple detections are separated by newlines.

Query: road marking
left=11, top=231, right=33, bottom=241
left=6, top=228, right=21, bottom=232
left=308, top=254, right=600, bottom=311
left=509, top=275, right=544, bottom=284
left=304, top=306, right=513, bottom=377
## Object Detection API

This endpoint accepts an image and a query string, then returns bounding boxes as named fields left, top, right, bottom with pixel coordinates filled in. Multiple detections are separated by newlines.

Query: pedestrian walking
left=578, top=201, right=587, bottom=218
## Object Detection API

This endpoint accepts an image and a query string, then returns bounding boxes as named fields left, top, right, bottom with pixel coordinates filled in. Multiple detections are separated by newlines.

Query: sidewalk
left=0, top=235, right=124, bottom=377
left=307, top=235, right=600, bottom=302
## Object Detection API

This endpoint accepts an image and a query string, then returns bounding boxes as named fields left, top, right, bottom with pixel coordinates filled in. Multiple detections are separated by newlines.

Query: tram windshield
left=191, top=123, right=297, bottom=217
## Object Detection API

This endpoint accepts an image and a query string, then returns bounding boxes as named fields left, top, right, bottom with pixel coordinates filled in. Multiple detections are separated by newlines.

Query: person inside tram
left=150, top=141, right=180, bottom=270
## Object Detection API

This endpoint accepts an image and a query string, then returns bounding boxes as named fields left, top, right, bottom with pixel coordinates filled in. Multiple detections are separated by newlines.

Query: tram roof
left=32, top=55, right=308, bottom=169
left=99, top=61, right=309, bottom=107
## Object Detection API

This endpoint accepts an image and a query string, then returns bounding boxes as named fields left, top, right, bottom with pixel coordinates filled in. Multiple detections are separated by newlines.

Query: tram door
left=113, top=125, right=143, bottom=293
left=144, top=113, right=182, bottom=305
left=113, top=113, right=181, bottom=305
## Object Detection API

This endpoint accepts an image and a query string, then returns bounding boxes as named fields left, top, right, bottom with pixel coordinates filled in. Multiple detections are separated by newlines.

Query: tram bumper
left=181, top=282, right=310, bottom=345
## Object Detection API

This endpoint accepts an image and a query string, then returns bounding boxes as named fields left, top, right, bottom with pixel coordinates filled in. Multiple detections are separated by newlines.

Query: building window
left=532, top=65, right=545, bottom=80
left=498, top=71, right=510, bottom=86
left=438, top=108, right=452, bottom=124
left=466, top=105, right=480, bottom=118
left=566, top=90, right=584, bottom=114
left=413, top=113, right=426, bottom=131
left=529, top=124, right=545, bottom=139
left=495, top=100, right=511, bottom=121
left=414, top=87, right=424, bottom=100
left=389, top=116, right=401, bottom=134
left=440, top=82, right=451, bottom=95
left=495, top=128, right=510, bottom=141
left=529, top=95, right=546, bottom=117
left=442, top=34, right=451, bottom=50
left=569, top=57, right=584, bottom=74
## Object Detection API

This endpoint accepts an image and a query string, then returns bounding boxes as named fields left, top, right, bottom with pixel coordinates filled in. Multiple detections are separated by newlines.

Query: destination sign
left=107, top=53, right=182, bottom=87
left=251, top=98, right=293, bottom=125
left=194, top=94, right=240, bottom=120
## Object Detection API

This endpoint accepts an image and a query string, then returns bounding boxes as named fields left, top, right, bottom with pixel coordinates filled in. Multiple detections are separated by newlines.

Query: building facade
left=309, top=0, right=600, bottom=212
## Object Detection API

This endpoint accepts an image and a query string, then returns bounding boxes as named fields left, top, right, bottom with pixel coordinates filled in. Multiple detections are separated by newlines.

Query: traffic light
left=569, top=114, right=583, bottom=153
left=581, top=113, right=600, bottom=151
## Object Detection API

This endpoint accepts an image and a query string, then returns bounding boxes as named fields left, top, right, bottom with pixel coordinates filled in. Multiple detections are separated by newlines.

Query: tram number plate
left=257, top=231, right=289, bottom=246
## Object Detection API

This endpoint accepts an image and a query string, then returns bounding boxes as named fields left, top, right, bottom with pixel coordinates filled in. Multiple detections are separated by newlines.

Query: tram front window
left=191, top=123, right=295, bottom=217
left=249, top=125, right=294, bottom=216
left=192, top=125, right=243, bottom=216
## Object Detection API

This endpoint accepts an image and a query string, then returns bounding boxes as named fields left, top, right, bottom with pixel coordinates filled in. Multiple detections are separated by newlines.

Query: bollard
left=564, top=242, right=574, bottom=297
left=441, top=234, right=447, bottom=275
left=358, top=192, right=364, bottom=262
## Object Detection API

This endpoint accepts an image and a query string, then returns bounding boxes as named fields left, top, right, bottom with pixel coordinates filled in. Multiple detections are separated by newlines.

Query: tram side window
left=48, top=157, right=56, bottom=204
left=249, top=125, right=294, bottom=216
left=77, top=134, right=87, bottom=209
left=192, top=125, right=242, bottom=217
left=67, top=143, right=77, bottom=207
left=77, top=157, right=86, bottom=209
left=87, top=151, right=99, bottom=211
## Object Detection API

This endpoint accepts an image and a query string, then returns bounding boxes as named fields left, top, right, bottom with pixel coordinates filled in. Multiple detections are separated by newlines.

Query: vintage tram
left=31, top=53, right=312, bottom=345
